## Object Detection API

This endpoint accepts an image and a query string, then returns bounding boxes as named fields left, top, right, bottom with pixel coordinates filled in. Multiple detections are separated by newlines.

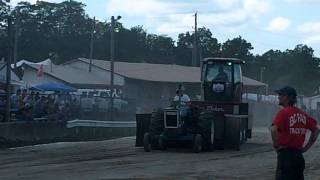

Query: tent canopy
left=30, top=82, right=77, bottom=92
left=12, top=59, right=52, bottom=68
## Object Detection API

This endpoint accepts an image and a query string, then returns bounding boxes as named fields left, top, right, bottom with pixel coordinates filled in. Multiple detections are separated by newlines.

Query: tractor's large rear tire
left=148, top=108, right=164, bottom=150
left=149, top=108, right=164, bottom=135
left=198, top=111, right=215, bottom=151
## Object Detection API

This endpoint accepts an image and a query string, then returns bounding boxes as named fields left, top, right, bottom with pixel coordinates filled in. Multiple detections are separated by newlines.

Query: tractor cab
left=201, top=58, right=244, bottom=103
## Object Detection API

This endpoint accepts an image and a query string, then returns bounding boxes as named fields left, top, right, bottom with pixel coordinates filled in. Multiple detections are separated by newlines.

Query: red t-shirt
left=272, top=106, right=318, bottom=149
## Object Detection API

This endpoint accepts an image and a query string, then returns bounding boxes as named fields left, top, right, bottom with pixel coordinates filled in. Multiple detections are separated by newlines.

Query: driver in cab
left=213, top=66, right=229, bottom=82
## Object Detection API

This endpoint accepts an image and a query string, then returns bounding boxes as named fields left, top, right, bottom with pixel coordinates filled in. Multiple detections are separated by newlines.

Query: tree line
left=0, top=0, right=319, bottom=95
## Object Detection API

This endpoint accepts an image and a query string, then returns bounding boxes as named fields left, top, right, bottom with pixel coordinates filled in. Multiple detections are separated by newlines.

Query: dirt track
left=0, top=128, right=319, bottom=180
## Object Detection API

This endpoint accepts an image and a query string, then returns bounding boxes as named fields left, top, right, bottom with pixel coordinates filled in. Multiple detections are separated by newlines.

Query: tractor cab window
left=234, top=64, right=242, bottom=84
left=205, top=63, right=232, bottom=83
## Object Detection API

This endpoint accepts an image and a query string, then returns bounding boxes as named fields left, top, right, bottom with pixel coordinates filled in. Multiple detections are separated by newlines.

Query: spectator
left=70, top=97, right=79, bottom=119
left=21, top=89, right=27, bottom=101
left=24, top=91, right=35, bottom=107
left=33, top=96, right=46, bottom=118
left=21, top=103, right=33, bottom=121
left=0, top=91, right=5, bottom=107
left=5, top=90, right=81, bottom=121
left=62, top=102, right=71, bottom=121
left=10, top=89, right=21, bottom=109
left=18, top=89, right=28, bottom=109
left=270, top=86, right=319, bottom=179
left=48, top=94, right=55, bottom=103
left=65, top=94, right=72, bottom=105
left=54, top=92, right=64, bottom=105
left=48, top=98, right=61, bottom=120
left=0, top=90, right=5, bottom=122
left=34, top=92, right=40, bottom=102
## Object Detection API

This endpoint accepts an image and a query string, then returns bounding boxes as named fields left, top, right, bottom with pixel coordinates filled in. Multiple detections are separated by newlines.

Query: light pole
left=110, top=15, right=121, bottom=121
left=192, top=12, right=198, bottom=67
left=259, top=66, right=266, bottom=100
left=5, top=14, right=13, bottom=122
left=185, top=42, right=194, bottom=65
left=199, top=44, right=203, bottom=63
left=89, top=16, right=95, bottom=72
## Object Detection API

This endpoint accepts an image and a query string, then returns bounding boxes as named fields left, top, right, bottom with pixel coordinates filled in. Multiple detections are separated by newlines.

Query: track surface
left=0, top=128, right=319, bottom=180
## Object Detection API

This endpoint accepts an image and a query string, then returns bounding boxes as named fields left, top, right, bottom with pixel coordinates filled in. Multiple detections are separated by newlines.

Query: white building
left=304, top=95, right=320, bottom=110
left=0, top=62, right=25, bottom=91
left=18, top=59, right=124, bottom=89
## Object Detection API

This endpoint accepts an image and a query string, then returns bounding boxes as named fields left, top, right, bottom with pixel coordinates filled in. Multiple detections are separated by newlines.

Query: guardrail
left=67, top=119, right=136, bottom=128
left=0, top=120, right=136, bottom=148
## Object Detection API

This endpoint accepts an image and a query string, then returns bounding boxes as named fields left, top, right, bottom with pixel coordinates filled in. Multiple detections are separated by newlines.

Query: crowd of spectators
left=1, top=89, right=80, bottom=121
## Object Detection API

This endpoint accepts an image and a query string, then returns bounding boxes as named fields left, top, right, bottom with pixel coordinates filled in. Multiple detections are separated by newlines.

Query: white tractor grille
left=164, top=110, right=179, bottom=128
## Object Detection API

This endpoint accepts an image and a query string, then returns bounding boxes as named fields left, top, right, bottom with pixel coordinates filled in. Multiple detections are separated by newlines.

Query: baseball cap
left=275, top=86, right=297, bottom=97
left=177, top=84, right=186, bottom=91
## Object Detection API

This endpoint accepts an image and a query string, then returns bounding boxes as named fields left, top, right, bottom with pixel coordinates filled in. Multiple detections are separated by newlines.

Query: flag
left=37, top=64, right=44, bottom=77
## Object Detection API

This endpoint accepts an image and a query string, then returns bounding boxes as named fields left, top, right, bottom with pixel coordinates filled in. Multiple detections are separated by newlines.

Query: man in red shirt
left=270, top=86, right=319, bottom=180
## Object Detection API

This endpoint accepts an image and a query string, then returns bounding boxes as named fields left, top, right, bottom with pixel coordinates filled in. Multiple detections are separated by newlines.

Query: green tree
left=0, top=0, right=9, bottom=60
left=284, top=45, right=319, bottom=94
left=222, top=36, right=254, bottom=79
left=116, top=25, right=148, bottom=62
left=125, top=26, right=148, bottom=61
left=251, top=45, right=320, bottom=95
left=222, top=36, right=253, bottom=60
left=175, top=32, right=193, bottom=66
left=175, top=27, right=221, bottom=66
left=145, top=34, right=174, bottom=64
left=8, top=1, right=91, bottom=62
left=197, top=27, right=221, bottom=58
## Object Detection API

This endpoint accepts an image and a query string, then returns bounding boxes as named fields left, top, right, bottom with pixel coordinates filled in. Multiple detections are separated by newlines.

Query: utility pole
left=109, top=15, right=121, bottom=121
left=13, top=18, right=19, bottom=69
left=192, top=12, right=198, bottom=67
left=199, top=46, right=203, bottom=64
left=49, top=52, right=53, bottom=72
left=5, top=16, right=13, bottom=122
left=89, top=16, right=95, bottom=72
left=110, top=16, right=115, bottom=121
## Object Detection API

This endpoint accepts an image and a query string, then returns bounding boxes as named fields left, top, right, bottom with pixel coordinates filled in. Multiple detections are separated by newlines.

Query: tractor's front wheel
left=193, top=134, right=203, bottom=153
left=158, top=134, right=167, bottom=150
left=143, top=133, right=151, bottom=152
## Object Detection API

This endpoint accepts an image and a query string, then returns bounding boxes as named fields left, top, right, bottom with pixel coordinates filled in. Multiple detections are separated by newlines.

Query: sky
left=10, top=0, right=320, bottom=57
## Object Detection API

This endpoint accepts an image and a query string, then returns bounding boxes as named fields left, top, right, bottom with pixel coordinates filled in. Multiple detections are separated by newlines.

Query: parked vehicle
left=77, top=89, right=128, bottom=113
